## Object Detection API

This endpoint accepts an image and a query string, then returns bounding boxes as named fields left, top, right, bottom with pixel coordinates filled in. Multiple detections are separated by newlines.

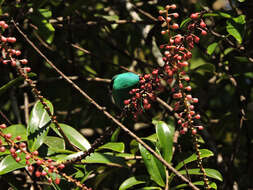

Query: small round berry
left=19, top=142, right=26, bottom=148
left=2, top=60, right=9, bottom=65
left=185, top=86, right=192, bottom=91
left=144, top=104, right=151, bottom=110
left=25, top=154, right=31, bottom=160
left=32, top=150, right=39, bottom=156
left=3, top=23, right=8, bottom=29
left=158, top=16, right=164, bottom=21
left=197, top=125, right=204, bottom=130
left=0, top=146, right=6, bottom=152
left=170, top=4, right=177, bottom=9
left=161, top=30, right=166, bottom=35
left=171, top=23, right=179, bottom=29
left=186, top=94, right=192, bottom=100
left=48, top=178, right=52, bottom=183
left=173, top=13, right=179, bottom=18
left=190, top=13, right=199, bottom=19
left=36, top=159, right=42, bottom=165
left=0, top=21, right=5, bottom=26
left=194, top=36, right=200, bottom=43
left=16, top=136, right=22, bottom=140
left=15, top=157, right=21, bottom=162
left=192, top=98, right=199, bottom=103
left=124, top=99, right=130, bottom=105
left=0, top=124, right=7, bottom=129
left=58, top=163, right=65, bottom=170
left=144, top=74, right=150, bottom=80
left=1, top=36, right=7, bottom=42
left=55, top=178, right=60, bottom=185
left=195, top=114, right=201, bottom=119
left=5, top=133, right=12, bottom=139
left=0, top=140, right=2, bottom=145
left=184, top=76, right=190, bottom=81
left=192, top=129, right=197, bottom=135
left=28, top=165, right=34, bottom=172
left=152, top=69, right=158, bottom=75
left=7, top=37, right=16, bottom=43
left=35, top=171, right=41, bottom=177
left=41, top=171, right=47, bottom=176
left=20, top=59, right=28, bottom=64
left=166, top=17, right=172, bottom=22
left=26, top=160, right=30, bottom=165
left=143, top=98, right=149, bottom=105
left=201, top=30, right=207, bottom=36
left=200, top=21, right=206, bottom=28
left=15, top=50, right=21, bottom=56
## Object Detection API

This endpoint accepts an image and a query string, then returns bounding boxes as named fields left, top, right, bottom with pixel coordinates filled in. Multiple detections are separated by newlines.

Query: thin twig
left=13, top=21, right=200, bottom=190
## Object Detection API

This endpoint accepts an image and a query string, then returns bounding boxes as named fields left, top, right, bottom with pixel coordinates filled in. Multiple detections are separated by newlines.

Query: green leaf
left=180, top=18, right=191, bottom=28
left=44, top=136, right=65, bottom=150
left=0, top=124, right=27, bottom=145
left=226, top=15, right=246, bottom=44
left=119, top=176, right=148, bottom=190
left=171, top=181, right=217, bottom=190
left=203, top=12, right=231, bottom=19
left=27, top=99, right=53, bottom=152
left=135, top=187, right=162, bottom=190
left=139, top=143, right=166, bottom=187
left=154, top=120, right=174, bottom=163
left=175, top=149, right=214, bottom=170
left=97, top=142, right=125, bottom=153
left=82, top=152, right=127, bottom=167
left=111, top=127, right=120, bottom=142
left=207, top=42, right=218, bottom=55
left=51, top=123, right=91, bottom=151
left=0, top=152, right=27, bottom=175
left=0, top=73, right=36, bottom=97
left=29, top=9, right=55, bottom=44
left=179, top=168, right=223, bottom=181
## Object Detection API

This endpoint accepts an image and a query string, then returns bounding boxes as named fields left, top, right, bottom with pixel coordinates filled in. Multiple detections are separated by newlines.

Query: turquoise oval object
left=111, top=72, right=139, bottom=108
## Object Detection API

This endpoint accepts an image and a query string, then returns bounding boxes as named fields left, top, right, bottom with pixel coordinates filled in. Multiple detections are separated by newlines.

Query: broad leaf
left=0, top=124, right=27, bottom=145
left=27, top=99, right=53, bottom=152
left=179, top=168, right=223, bottom=181
left=154, top=120, right=174, bottom=163
left=135, top=187, right=162, bottom=190
left=51, top=123, right=91, bottom=151
left=207, top=42, right=218, bottom=55
left=44, top=136, right=66, bottom=156
left=119, top=176, right=148, bottom=190
left=139, top=143, right=166, bottom=187
left=0, top=152, right=27, bottom=175
left=226, top=15, right=246, bottom=44
left=171, top=181, right=217, bottom=190
left=97, top=142, right=125, bottom=153
left=175, top=149, right=214, bottom=170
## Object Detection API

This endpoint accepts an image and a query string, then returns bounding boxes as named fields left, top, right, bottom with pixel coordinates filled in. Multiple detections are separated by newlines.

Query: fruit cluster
left=124, top=5, right=207, bottom=135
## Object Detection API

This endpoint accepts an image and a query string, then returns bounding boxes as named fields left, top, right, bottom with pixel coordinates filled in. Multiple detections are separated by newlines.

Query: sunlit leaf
left=119, top=176, right=148, bottom=190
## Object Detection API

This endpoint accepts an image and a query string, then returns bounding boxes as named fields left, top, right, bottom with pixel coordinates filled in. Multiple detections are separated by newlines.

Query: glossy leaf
left=51, top=123, right=91, bottom=151
left=27, top=99, right=53, bottom=152
left=139, top=143, right=166, bottom=187
left=97, top=142, right=125, bottom=153
left=0, top=152, right=27, bottom=175
left=171, top=181, right=217, bottom=190
left=207, top=42, right=218, bottom=55
left=135, top=187, right=162, bottom=190
left=179, top=168, right=223, bottom=181
left=226, top=15, right=246, bottom=44
left=119, top=176, right=148, bottom=190
left=0, top=124, right=27, bottom=145
left=175, top=149, right=214, bottom=170
left=154, top=120, right=174, bottom=163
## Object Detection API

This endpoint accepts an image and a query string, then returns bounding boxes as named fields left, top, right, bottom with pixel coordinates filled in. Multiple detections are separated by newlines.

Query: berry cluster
left=123, top=5, right=207, bottom=135
left=0, top=20, right=30, bottom=71
left=0, top=123, right=64, bottom=185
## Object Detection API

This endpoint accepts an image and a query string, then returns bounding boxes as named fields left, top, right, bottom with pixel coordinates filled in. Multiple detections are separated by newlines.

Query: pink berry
left=15, top=50, right=21, bottom=56
left=48, top=178, right=52, bottom=183
left=195, top=114, right=201, bottom=119
left=41, top=171, right=47, bottom=176
left=19, top=142, right=26, bottom=148
left=15, top=157, right=21, bottom=162
left=25, top=154, right=31, bottom=160
left=192, top=98, right=199, bottom=103
left=1, top=36, right=7, bottom=42
left=124, top=99, right=130, bottom=105
left=200, top=21, right=206, bottom=28
left=171, top=23, right=179, bottom=30
left=16, top=136, right=22, bottom=140
left=173, top=13, right=179, bottom=18
left=192, top=129, right=197, bottom=135
left=170, top=4, right=177, bottom=9
left=197, top=125, right=204, bottom=130
left=166, top=17, right=171, bottom=22
left=2, top=60, right=9, bottom=65
left=26, top=160, right=30, bottom=165
left=10, top=147, right=16, bottom=154
left=58, top=164, right=65, bottom=170
left=190, top=13, right=199, bottom=19
left=194, top=36, right=200, bottom=43
left=20, top=59, right=28, bottom=64
left=0, top=21, right=5, bottom=26
left=185, top=86, right=192, bottom=91
left=5, top=133, right=12, bottom=139
left=0, top=124, right=7, bottom=129
left=3, top=24, right=8, bottom=29
left=7, top=37, right=16, bottom=43
left=36, top=159, right=42, bottom=165
left=186, top=94, right=192, bottom=100
left=201, top=30, right=207, bottom=36
left=24, top=67, right=31, bottom=72
left=35, top=171, right=41, bottom=177
left=33, top=150, right=39, bottom=156
left=0, top=146, right=6, bottom=152
left=28, top=165, right=34, bottom=172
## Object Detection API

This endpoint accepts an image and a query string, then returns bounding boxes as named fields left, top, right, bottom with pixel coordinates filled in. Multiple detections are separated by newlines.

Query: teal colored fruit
left=111, top=72, right=139, bottom=108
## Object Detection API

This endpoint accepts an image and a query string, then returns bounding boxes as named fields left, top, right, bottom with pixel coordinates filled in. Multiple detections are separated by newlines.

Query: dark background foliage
left=0, top=0, right=252, bottom=189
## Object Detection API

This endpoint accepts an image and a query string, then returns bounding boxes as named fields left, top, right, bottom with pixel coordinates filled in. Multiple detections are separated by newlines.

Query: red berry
left=15, top=157, right=21, bottom=162
left=186, top=94, right=192, bottom=100
left=144, top=74, right=150, bottom=80
left=190, top=13, right=199, bottom=19
left=19, top=142, right=26, bottom=148
left=35, top=171, right=41, bottom=177
left=48, top=178, right=52, bottom=183
left=170, top=4, right=177, bottom=9
left=25, top=154, right=31, bottom=160
left=6, top=133, right=12, bottom=139
left=200, top=21, right=206, bottom=28
left=124, top=99, right=130, bottom=105
left=192, top=129, right=197, bottom=135
left=144, top=104, right=151, bottom=110
left=173, top=13, right=179, bottom=18
left=1, top=36, right=7, bottom=42
left=171, top=23, right=179, bottom=29
left=36, top=159, right=42, bottom=165
left=195, top=114, right=201, bottom=119
left=166, top=17, right=171, bottom=22
left=28, top=165, right=34, bottom=172
left=10, top=148, right=16, bottom=154
left=7, top=37, right=16, bottom=43
left=20, top=59, right=28, bottom=64
left=41, top=171, right=47, bottom=176
left=55, top=178, right=60, bottom=185
left=192, top=98, right=199, bottom=103
left=0, top=124, right=7, bottom=129
left=15, top=50, right=21, bottom=56
left=135, top=93, right=141, bottom=99
left=0, top=146, right=6, bottom=152
left=158, top=16, right=164, bottom=21
left=0, top=21, right=5, bottom=26
left=33, top=150, right=39, bottom=156
left=185, top=86, right=192, bottom=91
left=143, top=98, right=149, bottom=105
left=201, top=30, right=207, bottom=36
left=173, top=93, right=182, bottom=99
left=152, top=69, right=159, bottom=75
left=58, top=163, right=65, bottom=170
left=24, top=67, right=31, bottom=72
left=3, top=24, right=8, bottom=29
left=26, top=160, right=30, bottom=165
left=11, top=60, right=16, bottom=67
left=194, top=36, right=200, bottom=43
left=2, top=60, right=8, bottom=65
left=0, top=140, right=2, bottom=145
left=197, top=125, right=204, bottom=130
left=16, top=136, right=22, bottom=140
